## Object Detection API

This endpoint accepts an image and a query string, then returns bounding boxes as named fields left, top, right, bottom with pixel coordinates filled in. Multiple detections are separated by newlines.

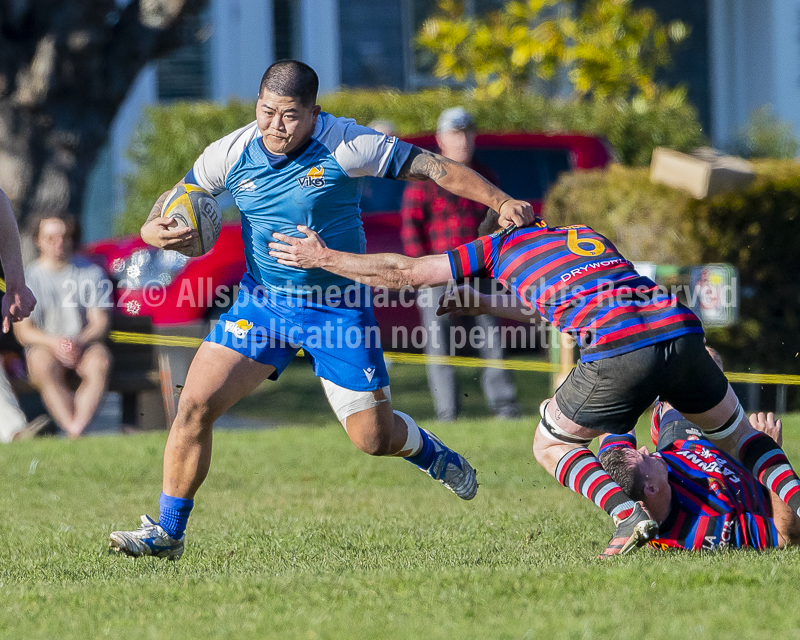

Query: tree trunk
left=0, top=0, right=203, bottom=227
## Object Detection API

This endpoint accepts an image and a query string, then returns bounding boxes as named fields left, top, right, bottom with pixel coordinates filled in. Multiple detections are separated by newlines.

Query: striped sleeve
left=445, top=235, right=498, bottom=280
left=598, top=433, right=637, bottom=457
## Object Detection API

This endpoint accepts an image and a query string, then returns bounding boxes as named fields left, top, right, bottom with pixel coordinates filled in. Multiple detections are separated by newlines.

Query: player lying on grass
left=600, top=346, right=800, bottom=550
left=599, top=409, right=800, bottom=551
left=269, top=210, right=800, bottom=556
left=109, top=60, right=535, bottom=561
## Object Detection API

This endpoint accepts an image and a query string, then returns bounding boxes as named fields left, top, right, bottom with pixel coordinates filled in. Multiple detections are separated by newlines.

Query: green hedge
left=321, top=89, right=705, bottom=167
left=544, top=160, right=800, bottom=376
left=115, top=89, right=705, bottom=235
left=692, top=172, right=800, bottom=375
left=542, top=165, right=696, bottom=264
left=117, top=100, right=254, bottom=235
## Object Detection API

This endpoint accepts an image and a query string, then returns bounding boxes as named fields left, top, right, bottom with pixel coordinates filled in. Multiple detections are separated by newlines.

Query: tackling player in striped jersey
left=269, top=210, right=800, bottom=556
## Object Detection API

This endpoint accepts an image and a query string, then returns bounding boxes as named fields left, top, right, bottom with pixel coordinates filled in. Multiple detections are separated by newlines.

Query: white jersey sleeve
left=315, top=113, right=410, bottom=179
left=190, top=121, right=262, bottom=194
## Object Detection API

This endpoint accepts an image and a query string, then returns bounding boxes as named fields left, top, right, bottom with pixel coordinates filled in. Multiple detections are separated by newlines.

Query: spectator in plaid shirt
left=400, top=107, right=519, bottom=421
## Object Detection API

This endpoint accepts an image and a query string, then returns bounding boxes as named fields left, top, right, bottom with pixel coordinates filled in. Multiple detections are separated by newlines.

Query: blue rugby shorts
left=205, top=274, right=389, bottom=391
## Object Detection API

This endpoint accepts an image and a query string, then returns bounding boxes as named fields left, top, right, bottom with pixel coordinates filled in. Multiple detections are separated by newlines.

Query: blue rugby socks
left=158, top=492, right=194, bottom=539
left=405, top=428, right=435, bottom=469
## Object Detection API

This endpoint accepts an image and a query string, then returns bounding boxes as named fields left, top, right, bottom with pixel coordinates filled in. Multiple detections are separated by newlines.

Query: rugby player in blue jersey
left=269, top=209, right=800, bottom=556
left=109, top=61, right=535, bottom=560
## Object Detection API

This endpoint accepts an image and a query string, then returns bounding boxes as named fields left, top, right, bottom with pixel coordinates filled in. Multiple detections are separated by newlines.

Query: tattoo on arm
left=145, top=191, right=170, bottom=224
left=398, top=147, right=454, bottom=182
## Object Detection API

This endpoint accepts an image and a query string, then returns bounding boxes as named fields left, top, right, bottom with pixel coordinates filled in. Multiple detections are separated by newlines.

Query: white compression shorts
left=320, top=377, right=392, bottom=427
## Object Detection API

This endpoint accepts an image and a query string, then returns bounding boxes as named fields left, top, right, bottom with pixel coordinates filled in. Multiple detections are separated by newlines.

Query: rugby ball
left=161, top=183, right=222, bottom=257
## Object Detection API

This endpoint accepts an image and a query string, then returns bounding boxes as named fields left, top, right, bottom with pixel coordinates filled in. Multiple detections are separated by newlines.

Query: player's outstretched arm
left=269, top=225, right=452, bottom=290
left=140, top=178, right=199, bottom=252
left=396, top=146, right=534, bottom=229
left=0, top=189, right=36, bottom=333
left=436, top=284, right=539, bottom=323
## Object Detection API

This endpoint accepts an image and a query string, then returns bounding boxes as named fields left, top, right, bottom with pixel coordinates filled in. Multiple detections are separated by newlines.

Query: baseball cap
left=437, top=107, right=475, bottom=135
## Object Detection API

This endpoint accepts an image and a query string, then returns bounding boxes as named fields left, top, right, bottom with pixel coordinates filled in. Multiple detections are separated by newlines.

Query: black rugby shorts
left=554, top=334, right=729, bottom=435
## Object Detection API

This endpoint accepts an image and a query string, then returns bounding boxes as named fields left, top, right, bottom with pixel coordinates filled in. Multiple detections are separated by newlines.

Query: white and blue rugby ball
left=162, top=183, right=222, bottom=257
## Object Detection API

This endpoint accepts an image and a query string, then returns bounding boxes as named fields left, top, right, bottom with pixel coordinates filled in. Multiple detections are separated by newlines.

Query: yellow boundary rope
left=106, top=330, right=800, bottom=386
left=1, top=273, right=795, bottom=385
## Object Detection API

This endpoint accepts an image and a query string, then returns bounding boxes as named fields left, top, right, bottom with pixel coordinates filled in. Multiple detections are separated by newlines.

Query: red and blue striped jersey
left=655, top=440, right=778, bottom=551
left=602, top=437, right=778, bottom=551
left=445, top=219, right=703, bottom=361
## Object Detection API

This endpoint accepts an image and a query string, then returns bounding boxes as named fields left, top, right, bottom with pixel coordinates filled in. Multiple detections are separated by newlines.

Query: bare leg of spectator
left=68, top=343, right=112, bottom=437
left=26, top=345, right=75, bottom=431
left=0, top=367, right=27, bottom=442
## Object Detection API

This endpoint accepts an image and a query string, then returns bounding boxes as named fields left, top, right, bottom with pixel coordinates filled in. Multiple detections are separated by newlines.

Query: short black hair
left=598, top=447, right=645, bottom=502
left=478, top=209, right=502, bottom=236
left=259, top=60, right=319, bottom=107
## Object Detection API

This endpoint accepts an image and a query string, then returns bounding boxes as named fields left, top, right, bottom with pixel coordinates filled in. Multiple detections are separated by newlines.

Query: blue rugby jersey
left=446, top=219, right=703, bottom=361
left=600, top=436, right=778, bottom=551
left=187, top=113, right=412, bottom=294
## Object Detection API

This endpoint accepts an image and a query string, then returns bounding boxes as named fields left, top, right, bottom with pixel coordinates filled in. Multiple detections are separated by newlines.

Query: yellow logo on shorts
left=224, top=319, right=253, bottom=339
left=298, top=165, right=325, bottom=189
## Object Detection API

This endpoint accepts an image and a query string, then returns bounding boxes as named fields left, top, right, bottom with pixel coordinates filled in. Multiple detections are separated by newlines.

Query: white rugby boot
left=109, top=515, right=184, bottom=560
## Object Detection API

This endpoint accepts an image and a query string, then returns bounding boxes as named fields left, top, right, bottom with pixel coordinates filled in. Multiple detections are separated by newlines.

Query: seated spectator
left=0, top=187, right=49, bottom=442
left=13, top=214, right=111, bottom=438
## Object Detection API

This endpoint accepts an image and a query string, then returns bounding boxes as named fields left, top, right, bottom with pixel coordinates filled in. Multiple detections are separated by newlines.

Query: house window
left=274, top=0, right=300, bottom=61
left=157, top=12, right=211, bottom=101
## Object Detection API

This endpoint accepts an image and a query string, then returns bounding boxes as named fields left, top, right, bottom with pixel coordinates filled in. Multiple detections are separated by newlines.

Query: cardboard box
left=650, top=147, right=754, bottom=199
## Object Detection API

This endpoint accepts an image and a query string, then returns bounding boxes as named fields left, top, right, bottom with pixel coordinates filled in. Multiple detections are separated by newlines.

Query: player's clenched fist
left=497, top=198, right=535, bottom=229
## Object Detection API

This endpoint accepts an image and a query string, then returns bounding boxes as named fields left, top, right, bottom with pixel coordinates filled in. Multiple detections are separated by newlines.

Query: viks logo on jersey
left=298, top=165, right=325, bottom=189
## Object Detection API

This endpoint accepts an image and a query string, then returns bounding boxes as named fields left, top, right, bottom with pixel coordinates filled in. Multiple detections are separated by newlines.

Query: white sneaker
left=109, top=515, right=184, bottom=560
left=415, top=429, right=478, bottom=500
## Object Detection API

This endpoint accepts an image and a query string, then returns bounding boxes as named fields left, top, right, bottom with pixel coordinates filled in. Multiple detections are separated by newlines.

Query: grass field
left=3, top=361, right=800, bottom=639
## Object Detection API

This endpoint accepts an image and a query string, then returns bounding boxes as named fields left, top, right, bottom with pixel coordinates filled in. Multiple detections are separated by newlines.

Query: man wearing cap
left=400, top=107, right=519, bottom=421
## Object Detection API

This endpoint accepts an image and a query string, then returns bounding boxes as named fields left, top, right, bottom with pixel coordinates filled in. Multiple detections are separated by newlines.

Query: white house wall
left=770, top=0, right=800, bottom=141
left=210, top=0, right=273, bottom=102
left=709, top=0, right=800, bottom=149
left=299, top=0, right=341, bottom=94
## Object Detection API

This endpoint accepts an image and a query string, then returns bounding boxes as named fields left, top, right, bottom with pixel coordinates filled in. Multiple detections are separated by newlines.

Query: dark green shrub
left=322, top=88, right=705, bottom=166
left=692, top=170, right=800, bottom=374
left=543, top=164, right=695, bottom=264
left=729, top=106, right=800, bottom=160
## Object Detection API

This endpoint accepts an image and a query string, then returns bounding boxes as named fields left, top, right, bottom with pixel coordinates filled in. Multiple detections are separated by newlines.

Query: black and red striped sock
left=739, top=432, right=800, bottom=515
left=556, top=447, right=635, bottom=521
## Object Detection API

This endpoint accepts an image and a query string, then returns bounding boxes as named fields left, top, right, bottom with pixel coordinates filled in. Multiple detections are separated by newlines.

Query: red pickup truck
left=84, top=132, right=612, bottom=339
